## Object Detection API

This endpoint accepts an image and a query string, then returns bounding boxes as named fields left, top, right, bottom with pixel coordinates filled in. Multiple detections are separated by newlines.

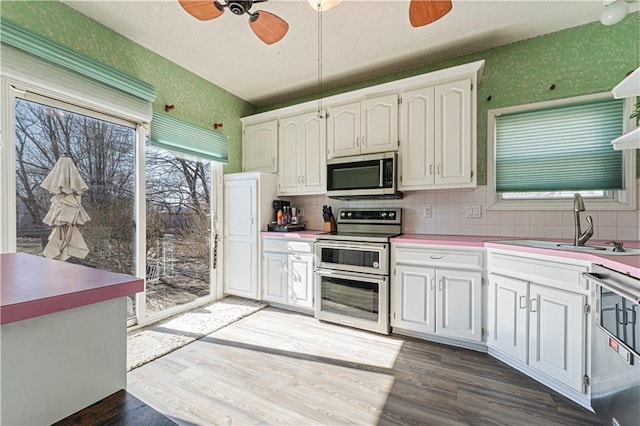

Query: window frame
left=1, top=79, right=224, bottom=329
left=487, top=92, right=636, bottom=211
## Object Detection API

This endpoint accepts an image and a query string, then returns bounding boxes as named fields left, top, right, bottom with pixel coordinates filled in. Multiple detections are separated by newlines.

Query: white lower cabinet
left=262, top=237, right=314, bottom=311
left=487, top=274, right=528, bottom=363
left=487, top=249, right=590, bottom=405
left=392, top=244, right=484, bottom=346
left=528, top=283, right=586, bottom=393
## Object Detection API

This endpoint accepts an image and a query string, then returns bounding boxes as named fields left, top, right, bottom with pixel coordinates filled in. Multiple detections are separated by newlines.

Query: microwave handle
left=379, top=160, right=384, bottom=187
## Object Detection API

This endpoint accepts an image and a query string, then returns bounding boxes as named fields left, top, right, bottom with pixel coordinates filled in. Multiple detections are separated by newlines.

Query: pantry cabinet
left=487, top=250, right=589, bottom=399
left=261, top=237, right=314, bottom=311
left=392, top=244, right=484, bottom=346
left=278, top=111, right=326, bottom=195
left=223, top=173, right=277, bottom=299
left=399, top=78, right=474, bottom=190
left=243, top=120, right=278, bottom=173
left=327, top=94, right=398, bottom=158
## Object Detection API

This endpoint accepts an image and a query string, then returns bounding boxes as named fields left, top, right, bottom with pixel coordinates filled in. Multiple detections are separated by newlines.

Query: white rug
left=127, top=296, right=267, bottom=371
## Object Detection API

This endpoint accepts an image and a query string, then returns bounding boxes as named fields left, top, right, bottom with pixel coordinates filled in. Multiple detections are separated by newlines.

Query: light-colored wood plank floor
left=127, top=307, right=601, bottom=425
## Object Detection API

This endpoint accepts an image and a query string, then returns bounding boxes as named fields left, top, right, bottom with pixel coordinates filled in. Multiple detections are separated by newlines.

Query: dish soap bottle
left=277, top=209, right=283, bottom=225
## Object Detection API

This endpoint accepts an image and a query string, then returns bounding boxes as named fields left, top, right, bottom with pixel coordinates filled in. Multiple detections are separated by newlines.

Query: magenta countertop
left=1, top=253, right=144, bottom=325
left=392, top=234, right=639, bottom=278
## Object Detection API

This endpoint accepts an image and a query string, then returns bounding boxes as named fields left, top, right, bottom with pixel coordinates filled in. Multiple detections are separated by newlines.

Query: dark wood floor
left=54, top=389, right=177, bottom=425
left=128, top=307, right=601, bottom=425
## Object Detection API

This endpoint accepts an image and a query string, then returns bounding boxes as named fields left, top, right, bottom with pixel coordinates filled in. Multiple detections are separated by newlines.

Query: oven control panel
left=337, top=208, right=402, bottom=223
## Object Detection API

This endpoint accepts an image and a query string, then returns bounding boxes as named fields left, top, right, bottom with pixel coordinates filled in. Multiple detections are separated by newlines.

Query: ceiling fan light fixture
left=600, top=0, right=629, bottom=25
left=307, top=0, right=342, bottom=12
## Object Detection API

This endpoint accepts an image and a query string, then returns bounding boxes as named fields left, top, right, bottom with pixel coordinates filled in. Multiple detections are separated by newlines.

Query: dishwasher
left=584, top=264, right=640, bottom=426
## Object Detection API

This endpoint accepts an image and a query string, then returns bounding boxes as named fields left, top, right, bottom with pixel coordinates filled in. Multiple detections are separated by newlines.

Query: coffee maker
left=272, top=199, right=290, bottom=223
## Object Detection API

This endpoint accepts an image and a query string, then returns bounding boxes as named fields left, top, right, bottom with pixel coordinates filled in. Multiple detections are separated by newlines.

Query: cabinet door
left=224, top=179, right=258, bottom=298
left=488, top=274, right=528, bottom=363
left=327, top=102, right=360, bottom=158
left=243, top=121, right=278, bottom=173
left=434, top=78, right=472, bottom=185
left=287, top=253, right=314, bottom=309
left=278, top=116, right=302, bottom=195
left=399, top=87, right=435, bottom=189
left=300, top=113, right=326, bottom=194
left=361, top=94, right=398, bottom=154
left=529, top=284, right=586, bottom=393
left=436, top=268, right=482, bottom=342
left=262, top=252, right=288, bottom=304
left=392, top=264, right=436, bottom=333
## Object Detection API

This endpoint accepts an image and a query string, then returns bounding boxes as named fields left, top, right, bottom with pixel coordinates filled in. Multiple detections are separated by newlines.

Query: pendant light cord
left=316, top=2, right=323, bottom=119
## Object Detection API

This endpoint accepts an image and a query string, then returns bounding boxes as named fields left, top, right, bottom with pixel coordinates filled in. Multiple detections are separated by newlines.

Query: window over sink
left=487, top=93, right=636, bottom=210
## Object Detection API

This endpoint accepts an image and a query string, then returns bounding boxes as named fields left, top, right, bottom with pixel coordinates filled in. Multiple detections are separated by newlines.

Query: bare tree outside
left=14, top=97, right=213, bottom=320
left=15, top=98, right=136, bottom=275
left=145, top=147, right=211, bottom=315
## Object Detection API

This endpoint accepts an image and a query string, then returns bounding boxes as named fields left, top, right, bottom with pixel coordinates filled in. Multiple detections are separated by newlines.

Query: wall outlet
left=423, top=206, right=433, bottom=218
left=465, top=205, right=482, bottom=218
left=298, top=208, right=304, bottom=217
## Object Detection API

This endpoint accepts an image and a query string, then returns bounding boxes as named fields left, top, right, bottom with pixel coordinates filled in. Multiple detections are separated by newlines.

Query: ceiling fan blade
left=409, top=0, right=452, bottom=27
left=249, top=10, right=289, bottom=45
left=178, top=0, right=224, bottom=21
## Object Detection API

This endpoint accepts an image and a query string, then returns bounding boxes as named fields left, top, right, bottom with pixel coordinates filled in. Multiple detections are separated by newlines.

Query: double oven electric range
left=314, top=207, right=402, bottom=334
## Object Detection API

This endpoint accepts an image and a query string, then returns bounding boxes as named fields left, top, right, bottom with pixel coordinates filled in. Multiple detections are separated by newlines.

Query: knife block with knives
left=322, top=205, right=337, bottom=233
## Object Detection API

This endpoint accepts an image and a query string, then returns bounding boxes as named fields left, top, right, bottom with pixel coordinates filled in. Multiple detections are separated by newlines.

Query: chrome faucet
left=573, top=193, right=593, bottom=246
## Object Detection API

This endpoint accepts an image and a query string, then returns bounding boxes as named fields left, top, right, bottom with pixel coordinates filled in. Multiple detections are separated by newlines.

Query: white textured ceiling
left=61, top=0, right=615, bottom=106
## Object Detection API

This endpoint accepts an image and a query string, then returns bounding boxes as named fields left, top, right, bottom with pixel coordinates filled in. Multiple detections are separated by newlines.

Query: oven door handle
left=315, top=268, right=386, bottom=284
left=316, top=242, right=388, bottom=251
left=583, top=272, right=640, bottom=304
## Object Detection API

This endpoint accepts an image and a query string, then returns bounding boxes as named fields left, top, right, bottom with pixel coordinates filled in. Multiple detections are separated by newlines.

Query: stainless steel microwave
left=326, top=152, right=402, bottom=199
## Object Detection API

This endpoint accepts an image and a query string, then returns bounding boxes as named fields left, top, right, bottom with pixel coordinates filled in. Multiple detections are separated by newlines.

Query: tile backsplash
left=283, top=179, right=640, bottom=241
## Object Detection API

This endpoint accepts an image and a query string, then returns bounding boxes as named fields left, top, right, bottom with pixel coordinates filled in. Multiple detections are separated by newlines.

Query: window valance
left=150, top=112, right=229, bottom=163
left=0, top=17, right=156, bottom=102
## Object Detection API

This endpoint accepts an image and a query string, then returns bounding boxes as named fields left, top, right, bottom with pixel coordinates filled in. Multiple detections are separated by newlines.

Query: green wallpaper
left=1, top=1, right=638, bottom=180
left=259, top=14, right=640, bottom=184
left=0, top=0, right=256, bottom=173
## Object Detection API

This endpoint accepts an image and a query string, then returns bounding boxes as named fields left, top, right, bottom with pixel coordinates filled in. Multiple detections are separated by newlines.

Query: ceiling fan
left=178, top=0, right=452, bottom=45
left=409, top=0, right=453, bottom=27
left=178, top=0, right=289, bottom=45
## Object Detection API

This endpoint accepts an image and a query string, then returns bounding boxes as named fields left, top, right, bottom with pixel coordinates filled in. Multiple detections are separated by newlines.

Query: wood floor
left=127, top=307, right=601, bottom=425
left=54, top=389, right=177, bottom=425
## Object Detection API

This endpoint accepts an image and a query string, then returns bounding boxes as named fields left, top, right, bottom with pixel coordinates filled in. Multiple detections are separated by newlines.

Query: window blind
left=495, top=98, right=623, bottom=192
left=150, top=112, right=229, bottom=163
left=0, top=17, right=156, bottom=102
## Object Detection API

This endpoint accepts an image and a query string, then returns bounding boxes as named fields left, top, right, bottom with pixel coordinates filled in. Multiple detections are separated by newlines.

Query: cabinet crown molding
left=241, top=60, right=485, bottom=126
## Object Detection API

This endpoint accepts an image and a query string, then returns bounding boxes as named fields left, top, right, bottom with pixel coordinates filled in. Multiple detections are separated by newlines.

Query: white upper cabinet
left=400, top=78, right=475, bottom=190
left=327, top=94, right=398, bottom=158
left=241, top=61, right=484, bottom=181
left=243, top=120, right=278, bottom=173
left=278, top=111, right=326, bottom=195
left=327, top=102, right=360, bottom=157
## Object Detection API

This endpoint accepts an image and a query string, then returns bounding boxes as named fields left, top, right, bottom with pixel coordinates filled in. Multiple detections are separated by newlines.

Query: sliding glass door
left=10, top=90, right=219, bottom=327
left=144, top=147, right=213, bottom=316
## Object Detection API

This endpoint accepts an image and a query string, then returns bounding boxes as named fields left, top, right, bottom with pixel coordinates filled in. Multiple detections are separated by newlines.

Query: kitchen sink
left=491, top=240, right=640, bottom=256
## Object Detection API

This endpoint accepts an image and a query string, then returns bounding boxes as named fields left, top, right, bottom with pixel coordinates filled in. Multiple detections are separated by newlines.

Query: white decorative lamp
left=307, top=0, right=342, bottom=12
left=600, top=0, right=629, bottom=25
